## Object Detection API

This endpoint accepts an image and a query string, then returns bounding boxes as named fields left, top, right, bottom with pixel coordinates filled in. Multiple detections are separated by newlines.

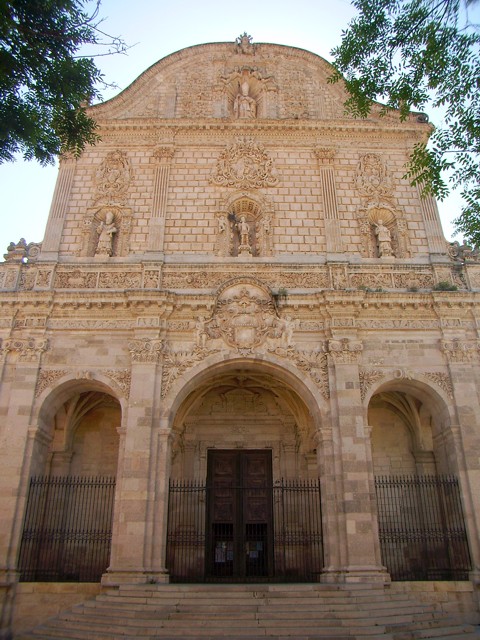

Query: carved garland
left=210, top=138, right=278, bottom=189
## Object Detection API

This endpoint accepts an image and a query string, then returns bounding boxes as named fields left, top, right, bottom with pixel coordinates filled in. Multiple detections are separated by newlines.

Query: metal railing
left=18, top=475, right=116, bottom=582
left=375, top=474, right=472, bottom=581
left=166, top=479, right=323, bottom=582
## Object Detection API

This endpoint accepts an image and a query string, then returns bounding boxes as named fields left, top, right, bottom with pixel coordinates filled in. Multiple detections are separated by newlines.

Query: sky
left=0, top=0, right=471, bottom=253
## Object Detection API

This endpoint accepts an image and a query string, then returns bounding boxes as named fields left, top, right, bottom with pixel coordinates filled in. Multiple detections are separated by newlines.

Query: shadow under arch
left=161, top=351, right=327, bottom=436
left=31, top=374, right=125, bottom=478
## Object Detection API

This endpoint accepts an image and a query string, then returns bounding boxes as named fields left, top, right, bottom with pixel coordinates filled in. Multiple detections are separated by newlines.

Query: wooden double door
left=206, top=450, right=273, bottom=580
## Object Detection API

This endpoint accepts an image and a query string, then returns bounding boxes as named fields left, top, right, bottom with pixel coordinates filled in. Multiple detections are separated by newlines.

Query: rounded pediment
left=88, top=37, right=350, bottom=121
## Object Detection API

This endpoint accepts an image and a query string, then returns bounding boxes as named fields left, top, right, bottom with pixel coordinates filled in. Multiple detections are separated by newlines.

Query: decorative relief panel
left=3, top=338, right=48, bottom=362
left=441, top=339, right=478, bottom=363
left=35, top=369, right=68, bottom=397
left=356, top=153, right=410, bottom=259
left=327, top=338, right=363, bottom=364
left=210, top=138, right=278, bottom=189
left=94, top=150, right=132, bottom=206
left=359, top=369, right=384, bottom=400
left=104, top=369, right=131, bottom=398
left=128, top=338, right=164, bottom=364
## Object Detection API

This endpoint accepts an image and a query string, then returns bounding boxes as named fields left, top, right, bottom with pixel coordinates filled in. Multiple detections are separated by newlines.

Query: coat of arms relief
left=196, top=280, right=292, bottom=354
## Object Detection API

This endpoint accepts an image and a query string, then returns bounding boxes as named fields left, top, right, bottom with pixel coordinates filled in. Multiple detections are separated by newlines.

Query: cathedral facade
left=1, top=35, right=480, bottom=635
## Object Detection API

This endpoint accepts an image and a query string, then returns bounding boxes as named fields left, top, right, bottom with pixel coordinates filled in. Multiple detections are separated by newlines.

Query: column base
left=320, top=565, right=391, bottom=585
left=101, top=569, right=170, bottom=586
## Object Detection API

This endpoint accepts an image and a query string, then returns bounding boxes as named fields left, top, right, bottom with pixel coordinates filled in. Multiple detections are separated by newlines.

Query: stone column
left=322, top=338, right=389, bottom=583
left=147, top=147, right=175, bottom=255
left=39, top=154, right=76, bottom=260
left=315, top=147, right=343, bottom=256
left=103, top=338, right=164, bottom=585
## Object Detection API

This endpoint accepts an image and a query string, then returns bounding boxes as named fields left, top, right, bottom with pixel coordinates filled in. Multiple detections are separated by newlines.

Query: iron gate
left=18, top=475, right=116, bottom=582
left=166, top=479, right=323, bottom=582
left=375, top=475, right=472, bottom=581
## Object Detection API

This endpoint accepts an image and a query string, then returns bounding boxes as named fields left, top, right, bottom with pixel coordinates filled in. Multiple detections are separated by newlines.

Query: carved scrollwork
left=327, top=338, right=363, bottom=364
left=210, top=138, right=278, bottom=189
left=105, top=369, right=132, bottom=398
left=441, top=339, right=477, bottom=363
left=35, top=369, right=68, bottom=397
left=94, top=150, right=132, bottom=206
left=128, top=338, right=164, bottom=363
left=3, top=338, right=48, bottom=361
left=359, top=369, right=384, bottom=401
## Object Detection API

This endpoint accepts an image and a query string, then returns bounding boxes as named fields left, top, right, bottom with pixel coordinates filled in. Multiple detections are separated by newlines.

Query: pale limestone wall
left=1, top=36, right=480, bottom=637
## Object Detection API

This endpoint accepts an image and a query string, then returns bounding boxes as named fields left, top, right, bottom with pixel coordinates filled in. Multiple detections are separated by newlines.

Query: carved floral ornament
left=94, top=150, right=132, bottom=206
left=34, top=368, right=131, bottom=399
left=359, top=367, right=454, bottom=401
left=210, top=139, right=278, bottom=189
left=2, top=338, right=48, bottom=361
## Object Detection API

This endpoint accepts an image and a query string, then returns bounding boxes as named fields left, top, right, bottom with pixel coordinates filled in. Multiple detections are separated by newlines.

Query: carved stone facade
left=1, top=36, right=480, bottom=637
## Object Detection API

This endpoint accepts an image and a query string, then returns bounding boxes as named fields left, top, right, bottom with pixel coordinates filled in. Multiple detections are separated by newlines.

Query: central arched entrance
left=165, top=361, right=324, bottom=582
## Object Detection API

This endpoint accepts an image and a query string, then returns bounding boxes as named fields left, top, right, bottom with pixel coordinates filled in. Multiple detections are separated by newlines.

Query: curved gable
left=89, top=39, right=352, bottom=122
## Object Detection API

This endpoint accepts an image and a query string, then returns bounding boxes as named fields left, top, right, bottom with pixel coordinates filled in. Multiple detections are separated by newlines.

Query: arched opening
left=18, top=382, right=122, bottom=583
left=166, top=362, right=324, bottom=583
left=368, top=381, right=471, bottom=581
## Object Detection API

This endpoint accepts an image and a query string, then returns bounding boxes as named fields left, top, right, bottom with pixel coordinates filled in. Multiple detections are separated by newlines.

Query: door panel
left=207, top=450, right=272, bottom=580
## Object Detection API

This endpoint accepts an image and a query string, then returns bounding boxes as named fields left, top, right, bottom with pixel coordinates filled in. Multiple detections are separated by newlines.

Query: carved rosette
left=327, top=338, right=363, bottom=364
left=3, top=338, right=48, bottom=362
left=128, top=338, right=164, bottom=363
left=210, top=139, right=278, bottom=189
left=441, top=339, right=478, bottom=363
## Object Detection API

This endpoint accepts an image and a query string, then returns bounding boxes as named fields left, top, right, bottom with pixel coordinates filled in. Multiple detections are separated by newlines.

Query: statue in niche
left=95, top=211, right=117, bottom=256
left=374, top=219, right=393, bottom=257
left=236, top=215, right=253, bottom=256
left=234, top=82, right=256, bottom=119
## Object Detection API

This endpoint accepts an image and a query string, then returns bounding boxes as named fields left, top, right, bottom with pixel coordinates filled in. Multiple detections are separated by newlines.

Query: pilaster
left=39, top=154, right=76, bottom=260
left=147, top=147, right=175, bottom=255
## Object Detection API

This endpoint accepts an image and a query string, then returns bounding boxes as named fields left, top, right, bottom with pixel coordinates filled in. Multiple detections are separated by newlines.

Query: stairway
left=16, top=583, right=480, bottom=640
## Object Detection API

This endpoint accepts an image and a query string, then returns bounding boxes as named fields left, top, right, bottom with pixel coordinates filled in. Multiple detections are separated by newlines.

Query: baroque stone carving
left=359, top=369, right=384, bottom=401
left=128, top=338, right=164, bottom=363
left=284, top=348, right=329, bottom=399
left=356, top=153, right=393, bottom=200
left=327, top=338, right=363, bottom=364
left=441, top=339, right=477, bottom=363
left=210, top=139, right=278, bottom=189
left=105, top=369, right=131, bottom=398
left=3, top=338, right=48, bottom=361
left=35, top=369, right=68, bottom=397
left=203, top=281, right=290, bottom=353
left=94, top=150, right=132, bottom=205
left=95, top=211, right=117, bottom=257
left=55, top=270, right=98, bottom=289
left=423, top=371, right=454, bottom=398
left=216, top=193, right=274, bottom=258
left=161, top=345, right=216, bottom=398
left=98, top=271, right=142, bottom=289
left=4, top=239, right=42, bottom=263
left=235, top=32, right=255, bottom=55
left=448, top=241, right=480, bottom=263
